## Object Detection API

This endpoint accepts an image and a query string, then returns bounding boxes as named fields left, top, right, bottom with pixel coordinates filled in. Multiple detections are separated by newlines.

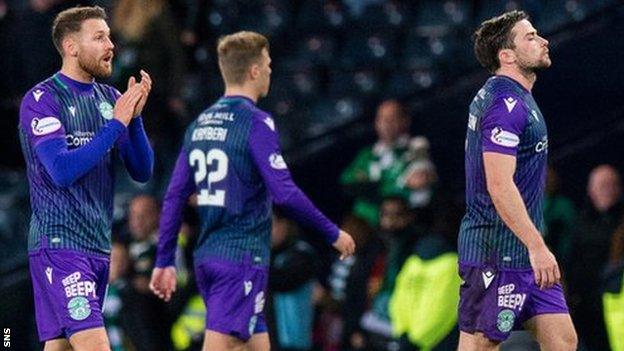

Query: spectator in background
left=105, top=238, right=131, bottom=351
left=603, top=219, right=624, bottom=351
left=543, top=166, right=575, bottom=275
left=389, top=200, right=462, bottom=351
left=122, top=194, right=170, bottom=351
left=341, top=100, right=428, bottom=227
left=355, top=196, right=422, bottom=350
left=111, top=0, right=188, bottom=187
left=568, top=164, right=623, bottom=351
left=269, top=210, right=320, bottom=351
left=325, top=216, right=382, bottom=351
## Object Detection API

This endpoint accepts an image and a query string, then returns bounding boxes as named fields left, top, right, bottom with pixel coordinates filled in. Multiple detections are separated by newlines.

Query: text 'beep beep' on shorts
left=458, top=263, right=569, bottom=342
left=195, top=257, right=269, bottom=342
left=29, top=248, right=109, bottom=342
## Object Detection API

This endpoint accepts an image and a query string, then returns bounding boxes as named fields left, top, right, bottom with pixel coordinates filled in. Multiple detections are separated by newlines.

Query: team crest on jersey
left=31, top=117, right=61, bottom=136
left=496, top=309, right=515, bottom=333
left=67, top=296, right=91, bottom=321
left=491, top=127, right=519, bottom=148
left=98, top=101, right=114, bottom=120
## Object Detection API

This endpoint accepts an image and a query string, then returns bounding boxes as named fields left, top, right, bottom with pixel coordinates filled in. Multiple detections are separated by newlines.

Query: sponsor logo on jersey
left=269, top=153, right=287, bottom=170
left=504, top=97, right=518, bottom=113
left=490, top=127, right=520, bottom=148
left=31, top=117, right=61, bottom=136
left=33, top=89, right=44, bottom=102
left=98, top=101, right=114, bottom=120
left=535, top=137, right=548, bottom=153
left=66, top=131, right=94, bottom=148
left=198, top=112, right=234, bottom=125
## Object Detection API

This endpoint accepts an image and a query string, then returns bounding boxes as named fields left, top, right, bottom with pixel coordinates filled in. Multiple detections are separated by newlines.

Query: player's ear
left=249, top=63, right=261, bottom=81
left=498, top=48, right=516, bottom=66
left=63, top=35, right=79, bottom=58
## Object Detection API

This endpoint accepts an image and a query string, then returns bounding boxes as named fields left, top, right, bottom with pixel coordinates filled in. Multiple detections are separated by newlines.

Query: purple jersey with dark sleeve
left=19, top=72, right=152, bottom=255
left=459, top=76, right=548, bottom=269
left=156, top=96, right=339, bottom=267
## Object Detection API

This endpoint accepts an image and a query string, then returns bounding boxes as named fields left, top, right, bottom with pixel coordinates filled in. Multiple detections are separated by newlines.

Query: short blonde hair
left=52, top=6, right=107, bottom=55
left=217, top=31, right=269, bottom=85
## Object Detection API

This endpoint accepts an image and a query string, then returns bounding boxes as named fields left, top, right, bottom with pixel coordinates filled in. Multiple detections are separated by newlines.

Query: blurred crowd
left=0, top=0, right=623, bottom=351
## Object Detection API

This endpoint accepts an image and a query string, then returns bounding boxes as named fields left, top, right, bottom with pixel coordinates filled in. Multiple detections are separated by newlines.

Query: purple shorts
left=458, top=263, right=569, bottom=342
left=195, top=258, right=269, bottom=342
left=29, top=249, right=109, bottom=342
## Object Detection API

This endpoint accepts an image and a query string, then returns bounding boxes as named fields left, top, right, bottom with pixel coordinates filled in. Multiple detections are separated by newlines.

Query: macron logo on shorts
left=482, top=270, right=495, bottom=289
left=45, top=267, right=53, bottom=284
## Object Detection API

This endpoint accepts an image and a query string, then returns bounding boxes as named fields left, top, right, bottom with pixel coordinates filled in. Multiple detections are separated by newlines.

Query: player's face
left=75, top=19, right=115, bottom=79
left=510, top=19, right=551, bottom=71
left=257, top=48, right=272, bottom=98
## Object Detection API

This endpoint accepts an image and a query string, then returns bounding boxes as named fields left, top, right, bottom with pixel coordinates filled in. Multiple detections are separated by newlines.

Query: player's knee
left=558, top=329, right=578, bottom=351
left=473, top=333, right=499, bottom=351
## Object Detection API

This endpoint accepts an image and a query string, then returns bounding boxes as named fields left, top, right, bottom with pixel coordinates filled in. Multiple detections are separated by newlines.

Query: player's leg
left=203, top=330, right=246, bottom=351
left=457, top=331, right=500, bottom=351
left=524, top=314, right=577, bottom=351
left=43, top=338, right=72, bottom=351
left=247, top=332, right=270, bottom=351
left=68, top=327, right=111, bottom=351
left=520, top=280, right=576, bottom=351
left=247, top=313, right=270, bottom=351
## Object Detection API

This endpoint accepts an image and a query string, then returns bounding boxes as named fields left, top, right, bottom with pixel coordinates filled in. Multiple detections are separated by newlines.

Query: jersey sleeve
left=156, top=130, right=196, bottom=267
left=480, top=93, right=529, bottom=156
left=19, top=87, right=65, bottom=147
left=110, top=87, right=154, bottom=182
left=248, top=113, right=339, bottom=244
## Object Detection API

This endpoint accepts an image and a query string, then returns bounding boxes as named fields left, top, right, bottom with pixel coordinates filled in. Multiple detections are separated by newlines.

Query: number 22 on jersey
left=189, top=148, right=228, bottom=206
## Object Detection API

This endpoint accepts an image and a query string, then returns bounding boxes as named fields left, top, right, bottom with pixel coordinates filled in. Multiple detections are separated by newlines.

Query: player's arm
left=481, top=95, right=559, bottom=289
left=21, top=87, right=138, bottom=187
left=155, top=149, right=196, bottom=268
left=115, top=72, right=154, bottom=182
left=248, top=113, right=355, bottom=259
left=151, top=149, right=196, bottom=301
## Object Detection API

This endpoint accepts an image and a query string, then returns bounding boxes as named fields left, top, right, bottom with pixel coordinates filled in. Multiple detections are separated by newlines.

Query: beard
left=518, top=54, right=552, bottom=73
left=78, top=52, right=112, bottom=79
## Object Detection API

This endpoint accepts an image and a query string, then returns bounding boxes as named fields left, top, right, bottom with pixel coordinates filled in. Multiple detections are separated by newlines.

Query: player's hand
left=528, top=244, right=560, bottom=290
left=149, top=266, right=177, bottom=302
left=332, top=230, right=356, bottom=260
left=128, top=70, right=152, bottom=118
left=113, top=84, right=143, bottom=126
